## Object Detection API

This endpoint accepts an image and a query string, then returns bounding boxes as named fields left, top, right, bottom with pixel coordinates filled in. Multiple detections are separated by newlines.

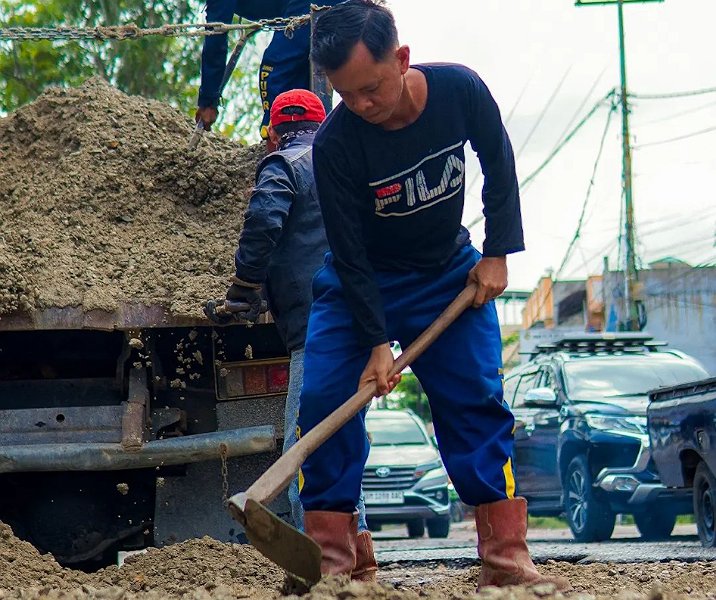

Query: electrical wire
left=630, top=85, right=716, bottom=100
left=505, top=75, right=534, bottom=127
left=554, top=102, right=617, bottom=278
left=635, top=124, right=716, bottom=149
left=463, top=76, right=537, bottom=203
left=519, top=89, right=616, bottom=190
left=522, top=103, right=617, bottom=323
left=515, top=65, right=573, bottom=161
left=562, top=238, right=618, bottom=280
left=464, top=71, right=570, bottom=216
left=637, top=98, right=716, bottom=127
left=550, top=66, right=608, bottom=156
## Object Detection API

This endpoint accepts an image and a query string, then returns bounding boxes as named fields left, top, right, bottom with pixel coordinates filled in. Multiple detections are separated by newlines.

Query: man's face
left=327, top=42, right=409, bottom=126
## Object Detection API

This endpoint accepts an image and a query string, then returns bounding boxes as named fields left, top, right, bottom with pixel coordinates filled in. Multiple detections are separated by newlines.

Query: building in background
left=518, top=259, right=716, bottom=374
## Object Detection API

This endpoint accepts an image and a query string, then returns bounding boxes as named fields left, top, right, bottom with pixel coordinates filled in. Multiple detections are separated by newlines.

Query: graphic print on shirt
left=370, top=141, right=465, bottom=217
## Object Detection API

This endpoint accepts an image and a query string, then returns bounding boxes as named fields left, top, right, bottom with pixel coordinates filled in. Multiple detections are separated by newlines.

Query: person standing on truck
left=213, top=89, right=378, bottom=582
left=296, top=0, right=570, bottom=588
left=195, top=0, right=342, bottom=141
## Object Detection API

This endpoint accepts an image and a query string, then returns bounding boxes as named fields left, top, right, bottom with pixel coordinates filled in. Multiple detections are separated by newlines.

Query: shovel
left=189, top=25, right=260, bottom=150
left=226, top=282, right=479, bottom=584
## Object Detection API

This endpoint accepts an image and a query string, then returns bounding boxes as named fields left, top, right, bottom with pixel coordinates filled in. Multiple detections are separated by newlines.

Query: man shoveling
left=294, top=0, right=570, bottom=589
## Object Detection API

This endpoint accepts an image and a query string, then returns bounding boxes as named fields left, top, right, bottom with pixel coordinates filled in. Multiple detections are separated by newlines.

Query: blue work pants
left=297, top=246, right=516, bottom=513
left=283, top=349, right=368, bottom=530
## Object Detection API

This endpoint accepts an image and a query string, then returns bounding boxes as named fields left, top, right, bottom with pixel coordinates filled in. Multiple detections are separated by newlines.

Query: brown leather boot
left=304, top=510, right=358, bottom=576
left=475, top=498, right=570, bottom=590
left=352, top=530, right=378, bottom=582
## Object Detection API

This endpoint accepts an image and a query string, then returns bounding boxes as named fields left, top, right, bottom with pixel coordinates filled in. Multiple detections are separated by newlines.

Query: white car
left=362, top=409, right=451, bottom=538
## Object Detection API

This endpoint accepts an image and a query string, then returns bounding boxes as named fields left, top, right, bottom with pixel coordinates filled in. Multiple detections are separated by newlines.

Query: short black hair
left=311, top=0, right=398, bottom=71
left=273, top=120, right=320, bottom=137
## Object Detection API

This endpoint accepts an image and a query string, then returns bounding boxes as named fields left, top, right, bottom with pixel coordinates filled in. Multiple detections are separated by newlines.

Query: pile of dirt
left=1, top=521, right=281, bottom=598
left=92, top=537, right=284, bottom=597
left=0, top=521, right=89, bottom=590
left=0, top=77, right=263, bottom=320
left=5, top=519, right=716, bottom=600
left=397, top=561, right=716, bottom=599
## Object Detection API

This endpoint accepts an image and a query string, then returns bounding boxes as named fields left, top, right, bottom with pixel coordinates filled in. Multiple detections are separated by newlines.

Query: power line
left=505, top=75, right=534, bottom=127
left=637, top=98, right=716, bottom=127
left=554, top=102, right=617, bottom=278
left=635, top=124, right=716, bottom=149
left=523, top=104, right=617, bottom=324
left=630, top=85, right=716, bottom=100
left=515, top=65, right=573, bottom=161
left=519, top=89, right=615, bottom=189
left=562, top=238, right=618, bottom=280
left=550, top=66, right=608, bottom=155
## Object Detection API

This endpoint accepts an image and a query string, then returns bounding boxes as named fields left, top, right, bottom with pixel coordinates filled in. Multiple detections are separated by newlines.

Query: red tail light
left=267, top=364, right=289, bottom=393
left=216, top=358, right=290, bottom=399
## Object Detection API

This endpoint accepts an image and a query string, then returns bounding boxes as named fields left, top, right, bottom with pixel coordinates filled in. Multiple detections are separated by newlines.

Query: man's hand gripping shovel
left=225, top=283, right=479, bottom=585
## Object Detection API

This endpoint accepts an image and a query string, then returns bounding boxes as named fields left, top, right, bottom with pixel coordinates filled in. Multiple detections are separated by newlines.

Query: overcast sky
left=384, top=0, right=716, bottom=290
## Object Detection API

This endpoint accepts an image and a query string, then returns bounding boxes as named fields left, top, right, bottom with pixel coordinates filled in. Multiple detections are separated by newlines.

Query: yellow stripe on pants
left=503, top=457, right=516, bottom=499
left=296, top=424, right=304, bottom=492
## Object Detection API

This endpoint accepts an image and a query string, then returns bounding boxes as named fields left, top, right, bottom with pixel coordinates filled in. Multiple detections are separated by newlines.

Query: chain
left=0, top=12, right=314, bottom=42
left=219, top=442, right=230, bottom=507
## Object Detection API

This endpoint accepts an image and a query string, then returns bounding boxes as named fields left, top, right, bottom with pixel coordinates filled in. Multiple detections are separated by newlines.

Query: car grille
left=362, top=466, right=417, bottom=490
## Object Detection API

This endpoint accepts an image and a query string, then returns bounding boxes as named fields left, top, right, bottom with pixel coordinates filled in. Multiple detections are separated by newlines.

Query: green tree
left=387, top=371, right=433, bottom=424
left=0, top=0, right=263, bottom=142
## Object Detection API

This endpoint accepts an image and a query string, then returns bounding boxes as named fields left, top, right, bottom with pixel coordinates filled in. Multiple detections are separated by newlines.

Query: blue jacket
left=235, top=133, right=328, bottom=351
left=198, top=0, right=286, bottom=107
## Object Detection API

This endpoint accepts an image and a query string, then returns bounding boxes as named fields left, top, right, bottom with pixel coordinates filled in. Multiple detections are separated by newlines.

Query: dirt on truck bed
left=2, top=522, right=716, bottom=600
left=0, top=77, right=262, bottom=322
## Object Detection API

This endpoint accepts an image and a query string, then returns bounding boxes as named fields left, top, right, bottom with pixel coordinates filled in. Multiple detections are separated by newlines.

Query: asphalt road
left=373, top=521, right=716, bottom=565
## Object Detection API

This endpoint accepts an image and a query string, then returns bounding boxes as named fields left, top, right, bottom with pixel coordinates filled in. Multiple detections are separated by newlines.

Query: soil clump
left=2, top=518, right=716, bottom=600
left=0, top=78, right=262, bottom=320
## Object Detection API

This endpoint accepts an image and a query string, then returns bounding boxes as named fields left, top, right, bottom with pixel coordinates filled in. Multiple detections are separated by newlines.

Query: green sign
left=575, top=0, right=663, bottom=4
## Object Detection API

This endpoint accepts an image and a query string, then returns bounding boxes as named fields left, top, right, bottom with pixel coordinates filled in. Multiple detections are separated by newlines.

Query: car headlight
left=414, top=467, right=448, bottom=490
left=585, top=414, right=647, bottom=436
left=414, top=460, right=444, bottom=479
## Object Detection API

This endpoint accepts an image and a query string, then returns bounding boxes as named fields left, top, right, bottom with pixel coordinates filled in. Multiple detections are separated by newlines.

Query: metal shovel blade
left=228, top=493, right=322, bottom=585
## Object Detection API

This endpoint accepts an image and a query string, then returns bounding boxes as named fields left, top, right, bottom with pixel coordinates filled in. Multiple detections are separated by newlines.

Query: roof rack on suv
left=532, top=333, right=667, bottom=357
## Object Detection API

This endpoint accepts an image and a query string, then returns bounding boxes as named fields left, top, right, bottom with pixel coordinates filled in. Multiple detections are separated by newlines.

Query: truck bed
left=0, top=303, right=210, bottom=332
left=648, top=377, right=716, bottom=488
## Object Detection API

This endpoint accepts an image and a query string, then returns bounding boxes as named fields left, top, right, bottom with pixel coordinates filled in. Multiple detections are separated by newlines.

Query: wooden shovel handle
left=235, top=283, right=478, bottom=505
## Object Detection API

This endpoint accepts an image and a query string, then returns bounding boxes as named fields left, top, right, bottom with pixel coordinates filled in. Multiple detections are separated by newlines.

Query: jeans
left=283, top=348, right=368, bottom=531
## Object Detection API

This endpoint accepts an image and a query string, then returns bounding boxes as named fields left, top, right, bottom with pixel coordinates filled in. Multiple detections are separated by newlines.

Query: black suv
left=505, top=333, right=708, bottom=542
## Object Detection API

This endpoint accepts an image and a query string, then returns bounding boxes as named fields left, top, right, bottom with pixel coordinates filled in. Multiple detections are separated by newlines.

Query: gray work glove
left=226, top=276, right=264, bottom=323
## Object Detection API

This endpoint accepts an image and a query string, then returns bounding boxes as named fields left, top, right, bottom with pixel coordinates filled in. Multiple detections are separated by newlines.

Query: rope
left=0, top=12, right=314, bottom=42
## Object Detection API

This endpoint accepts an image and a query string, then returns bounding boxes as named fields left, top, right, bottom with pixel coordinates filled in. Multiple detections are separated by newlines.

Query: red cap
left=270, top=89, right=326, bottom=127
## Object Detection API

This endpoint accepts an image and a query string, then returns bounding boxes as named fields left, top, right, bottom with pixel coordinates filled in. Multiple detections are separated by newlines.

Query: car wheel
left=449, top=501, right=464, bottom=523
left=634, top=509, right=677, bottom=541
left=564, top=455, right=616, bottom=542
left=366, top=519, right=381, bottom=532
left=427, top=516, right=450, bottom=538
left=694, top=461, right=716, bottom=548
left=406, top=519, right=425, bottom=538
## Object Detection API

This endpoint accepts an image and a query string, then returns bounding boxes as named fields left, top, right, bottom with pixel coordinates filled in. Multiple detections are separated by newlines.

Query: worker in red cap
left=209, top=89, right=377, bottom=582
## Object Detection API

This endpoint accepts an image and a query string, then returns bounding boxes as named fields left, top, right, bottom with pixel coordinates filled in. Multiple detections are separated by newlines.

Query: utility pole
left=575, top=0, right=663, bottom=330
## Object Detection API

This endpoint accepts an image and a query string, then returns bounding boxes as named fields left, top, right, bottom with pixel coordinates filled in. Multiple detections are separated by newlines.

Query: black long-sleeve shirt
left=312, top=64, right=524, bottom=348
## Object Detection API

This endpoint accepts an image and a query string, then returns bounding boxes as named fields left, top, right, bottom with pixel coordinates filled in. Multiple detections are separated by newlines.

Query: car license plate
left=364, top=491, right=404, bottom=505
